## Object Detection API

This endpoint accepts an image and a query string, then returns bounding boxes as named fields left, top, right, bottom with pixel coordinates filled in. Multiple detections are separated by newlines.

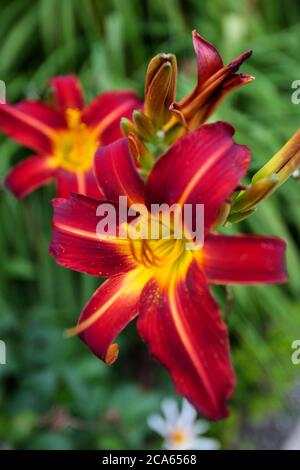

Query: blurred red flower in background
left=0, top=75, right=141, bottom=198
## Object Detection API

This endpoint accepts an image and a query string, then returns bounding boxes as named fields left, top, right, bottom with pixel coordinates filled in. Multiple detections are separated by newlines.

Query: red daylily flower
left=0, top=75, right=141, bottom=198
left=50, top=122, right=287, bottom=420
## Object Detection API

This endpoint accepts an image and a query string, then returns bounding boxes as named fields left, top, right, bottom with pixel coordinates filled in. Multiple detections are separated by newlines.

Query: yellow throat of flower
left=52, top=108, right=99, bottom=172
left=126, top=216, right=196, bottom=284
left=129, top=237, right=185, bottom=269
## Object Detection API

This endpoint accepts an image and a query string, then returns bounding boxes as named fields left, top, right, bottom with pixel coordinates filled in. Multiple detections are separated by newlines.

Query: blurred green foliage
left=0, top=0, right=300, bottom=450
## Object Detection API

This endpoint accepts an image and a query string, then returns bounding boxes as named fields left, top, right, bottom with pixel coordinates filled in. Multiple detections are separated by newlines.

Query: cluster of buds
left=121, top=31, right=254, bottom=177
left=121, top=53, right=178, bottom=174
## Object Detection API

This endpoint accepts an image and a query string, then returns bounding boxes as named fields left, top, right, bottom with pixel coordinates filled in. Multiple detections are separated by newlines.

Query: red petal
left=203, top=233, right=288, bottom=284
left=192, top=30, right=223, bottom=87
left=146, top=122, right=250, bottom=232
left=82, top=91, right=142, bottom=141
left=94, top=137, right=145, bottom=204
left=55, top=169, right=103, bottom=199
left=50, top=193, right=137, bottom=277
left=50, top=75, right=84, bottom=112
left=75, top=271, right=143, bottom=363
left=5, top=155, right=56, bottom=198
left=83, top=90, right=141, bottom=144
left=16, top=101, right=66, bottom=128
left=0, top=103, right=54, bottom=153
left=137, top=261, right=235, bottom=419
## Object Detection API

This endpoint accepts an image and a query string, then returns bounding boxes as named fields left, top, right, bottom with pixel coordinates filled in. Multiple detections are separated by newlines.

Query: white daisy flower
left=148, top=398, right=220, bottom=450
left=292, top=167, right=300, bottom=179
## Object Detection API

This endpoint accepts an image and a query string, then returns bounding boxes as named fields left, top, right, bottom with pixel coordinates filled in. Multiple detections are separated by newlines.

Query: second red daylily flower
left=49, top=122, right=287, bottom=420
left=0, top=75, right=141, bottom=198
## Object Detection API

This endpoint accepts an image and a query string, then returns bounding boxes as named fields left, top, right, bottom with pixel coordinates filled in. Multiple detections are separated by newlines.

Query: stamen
left=66, top=108, right=81, bottom=129
left=129, top=236, right=185, bottom=269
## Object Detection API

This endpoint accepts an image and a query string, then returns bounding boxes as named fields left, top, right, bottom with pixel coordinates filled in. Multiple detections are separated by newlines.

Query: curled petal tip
left=228, top=50, right=253, bottom=70
left=240, top=73, right=255, bottom=83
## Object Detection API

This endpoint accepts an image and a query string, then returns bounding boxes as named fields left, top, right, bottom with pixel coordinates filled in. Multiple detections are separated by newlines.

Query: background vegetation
left=0, top=0, right=300, bottom=450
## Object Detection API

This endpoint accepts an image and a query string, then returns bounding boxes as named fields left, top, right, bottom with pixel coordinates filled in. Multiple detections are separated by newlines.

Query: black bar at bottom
left=0, top=449, right=299, bottom=465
